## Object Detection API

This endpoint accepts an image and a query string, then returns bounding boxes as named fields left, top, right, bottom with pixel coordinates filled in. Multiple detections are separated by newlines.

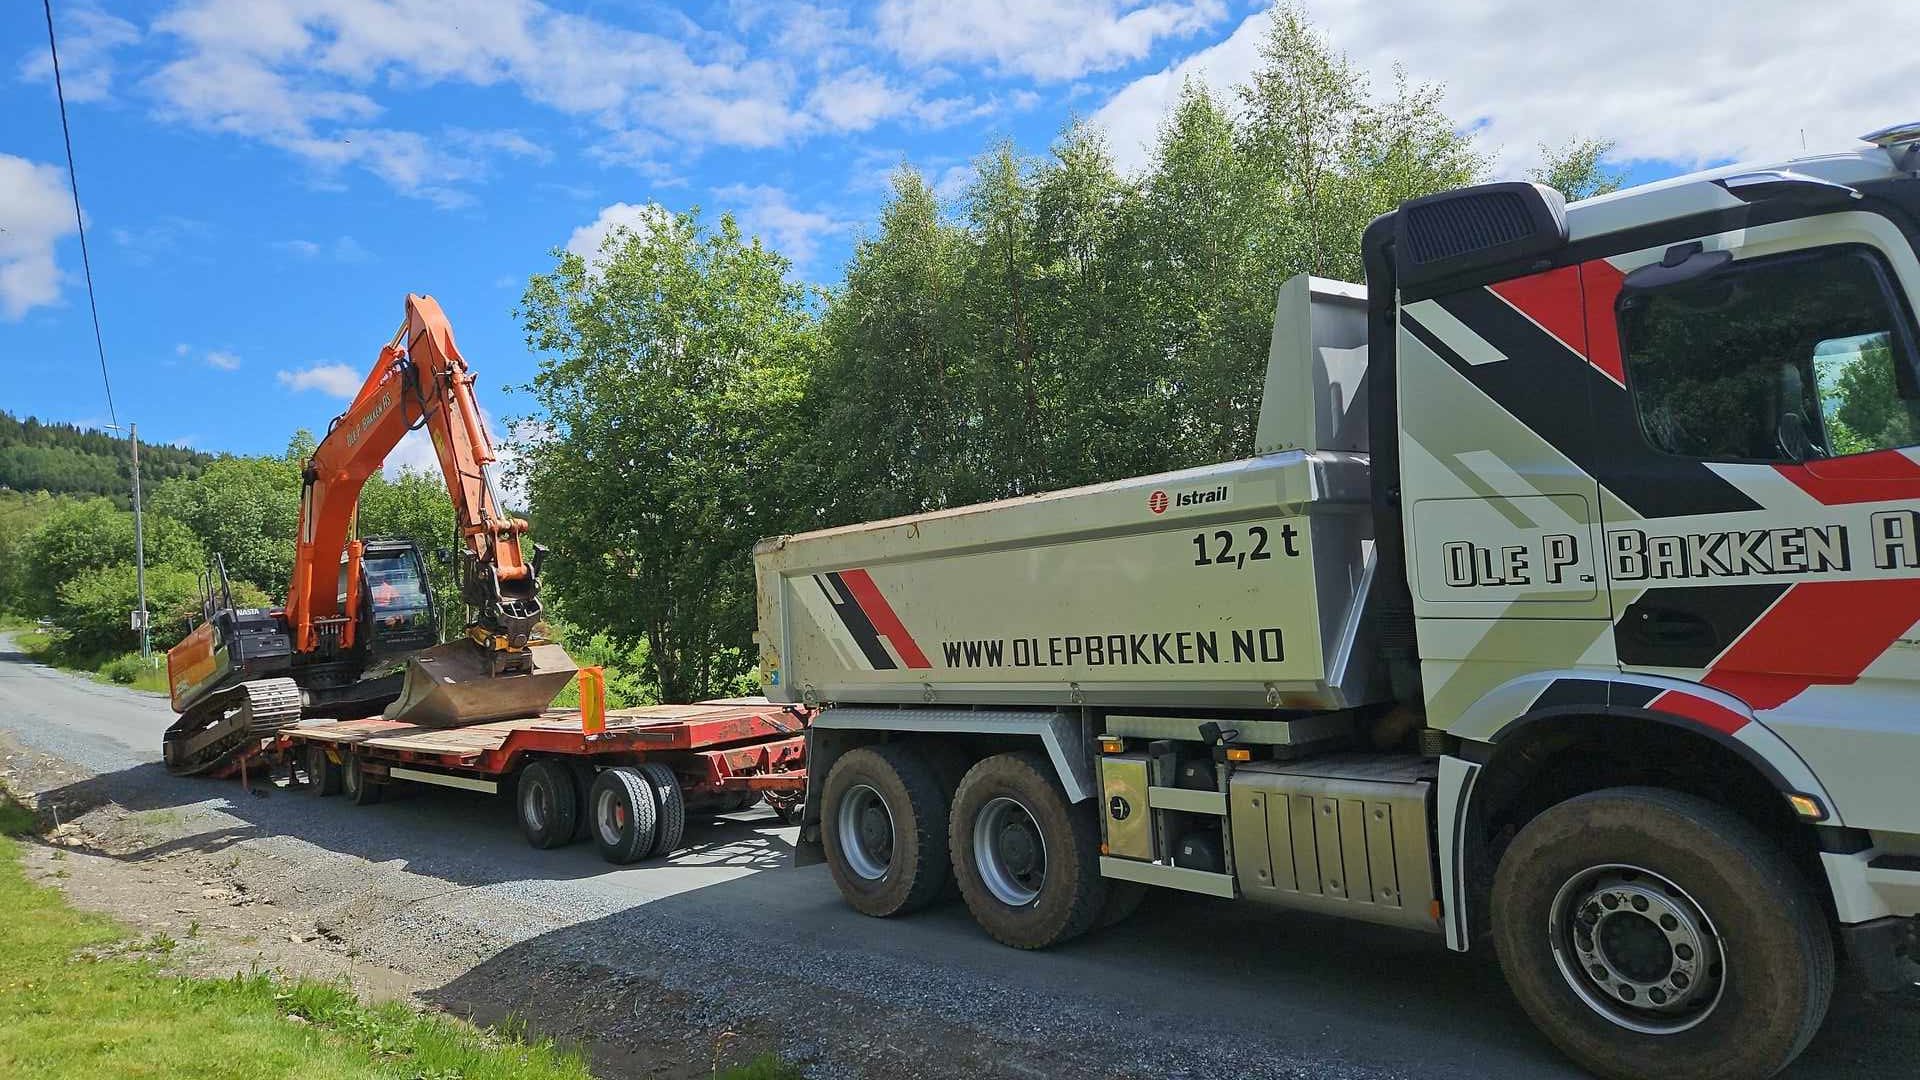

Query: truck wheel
left=518, top=760, right=580, bottom=850
left=304, top=744, right=341, bottom=797
left=589, top=767, right=658, bottom=865
left=342, top=754, right=383, bottom=806
left=638, top=762, right=686, bottom=858
left=950, top=751, right=1104, bottom=949
left=1492, top=786, right=1833, bottom=1080
left=1098, top=881, right=1148, bottom=928
left=821, top=744, right=950, bottom=917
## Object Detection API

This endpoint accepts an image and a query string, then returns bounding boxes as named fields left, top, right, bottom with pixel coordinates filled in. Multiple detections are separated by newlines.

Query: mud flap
left=383, top=639, right=577, bottom=727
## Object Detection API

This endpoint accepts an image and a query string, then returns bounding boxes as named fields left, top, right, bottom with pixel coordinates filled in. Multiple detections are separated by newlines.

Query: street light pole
left=129, top=421, right=148, bottom=661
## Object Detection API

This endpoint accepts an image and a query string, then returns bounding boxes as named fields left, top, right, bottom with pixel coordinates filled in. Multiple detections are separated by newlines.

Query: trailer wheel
left=950, top=751, right=1104, bottom=949
left=518, top=760, right=580, bottom=850
left=304, top=744, right=341, bottom=797
left=1492, top=787, right=1833, bottom=1080
left=821, top=744, right=950, bottom=917
left=342, top=754, right=383, bottom=806
left=589, top=767, right=658, bottom=865
left=638, top=763, right=686, bottom=858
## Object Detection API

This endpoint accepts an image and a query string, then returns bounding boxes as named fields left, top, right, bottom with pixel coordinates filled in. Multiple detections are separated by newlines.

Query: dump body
left=755, top=449, right=1383, bottom=712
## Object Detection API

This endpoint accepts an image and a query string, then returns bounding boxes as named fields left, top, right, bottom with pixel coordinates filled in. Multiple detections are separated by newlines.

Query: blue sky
left=1, top=1, right=1908, bottom=463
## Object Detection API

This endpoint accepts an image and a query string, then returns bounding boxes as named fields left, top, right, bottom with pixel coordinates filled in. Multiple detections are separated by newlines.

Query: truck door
left=1397, top=265, right=1613, bottom=729
left=1580, top=208, right=1920, bottom=755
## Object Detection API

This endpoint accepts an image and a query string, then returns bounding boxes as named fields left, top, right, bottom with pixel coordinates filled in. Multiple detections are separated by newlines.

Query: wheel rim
left=1549, top=863, right=1726, bottom=1034
left=343, top=758, right=359, bottom=795
left=835, top=783, right=894, bottom=881
left=306, top=747, right=324, bottom=788
left=973, top=796, right=1047, bottom=907
left=595, top=788, right=628, bottom=847
left=523, top=776, right=550, bottom=831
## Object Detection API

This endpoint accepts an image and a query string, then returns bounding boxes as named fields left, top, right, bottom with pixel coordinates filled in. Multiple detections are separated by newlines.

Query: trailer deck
left=243, top=695, right=811, bottom=864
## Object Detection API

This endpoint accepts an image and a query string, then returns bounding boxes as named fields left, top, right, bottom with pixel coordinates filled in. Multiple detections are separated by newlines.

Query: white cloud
left=0, top=154, right=76, bottom=321
left=275, top=235, right=370, bottom=261
left=805, top=67, right=904, bottom=132
left=932, top=164, right=976, bottom=200
left=877, top=0, right=1226, bottom=81
left=174, top=343, right=191, bottom=356
left=17, top=6, right=141, bottom=103
left=205, top=350, right=242, bottom=370
left=142, top=0, right=814, bottom=191
left=1092, top=2, right=1920, bottom=179
left=277, top=362, right=362, bottom=398
left=712, top=184, right=847, bottom=267
left=566, top=201, right=670, bottom=262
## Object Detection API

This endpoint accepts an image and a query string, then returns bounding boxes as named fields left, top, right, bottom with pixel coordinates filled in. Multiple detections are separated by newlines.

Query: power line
left=42, top=0, right=117, bottom=430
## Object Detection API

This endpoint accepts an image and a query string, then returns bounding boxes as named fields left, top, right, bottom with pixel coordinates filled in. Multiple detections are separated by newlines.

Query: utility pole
left=107, top=421, right=150, bottom=660
left=130, top=422, right=148, bottom=661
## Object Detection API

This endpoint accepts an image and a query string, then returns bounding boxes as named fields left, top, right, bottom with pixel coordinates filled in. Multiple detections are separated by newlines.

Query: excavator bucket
left=383, top=639, right=578, bottom=728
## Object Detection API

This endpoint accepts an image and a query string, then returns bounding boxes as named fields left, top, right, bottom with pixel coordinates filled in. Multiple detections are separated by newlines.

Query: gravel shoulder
left=0, top=634, right=1913, bottom=1079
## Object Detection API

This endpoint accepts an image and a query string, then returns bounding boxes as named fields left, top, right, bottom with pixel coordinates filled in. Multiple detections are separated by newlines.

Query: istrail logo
left=1148, top=484, right=1230, bottom=515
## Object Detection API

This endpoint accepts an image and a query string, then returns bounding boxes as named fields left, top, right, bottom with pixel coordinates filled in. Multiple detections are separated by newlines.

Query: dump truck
left=756, top=123, right=1920, bottom=1080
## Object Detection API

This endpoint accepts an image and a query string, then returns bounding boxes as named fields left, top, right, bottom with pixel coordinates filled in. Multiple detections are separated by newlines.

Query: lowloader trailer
left=758, top=124, right=1920, bottom=1080
left=258, top=697, right=807, bottom=864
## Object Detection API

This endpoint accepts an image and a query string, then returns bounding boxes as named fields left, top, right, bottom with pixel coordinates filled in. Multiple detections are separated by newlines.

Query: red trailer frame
left=235, top=697, right=809, bottom=863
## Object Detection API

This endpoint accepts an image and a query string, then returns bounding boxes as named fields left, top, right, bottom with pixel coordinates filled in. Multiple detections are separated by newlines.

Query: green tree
left=1531, top=138, right=1627, bottom=201
left=516, top=208, right=817, bottom=701
left=18, top=499, right=202, bottom=616
left=54, top=562, right=202, bottom=656
left=148, top=453, right=301, bottom=599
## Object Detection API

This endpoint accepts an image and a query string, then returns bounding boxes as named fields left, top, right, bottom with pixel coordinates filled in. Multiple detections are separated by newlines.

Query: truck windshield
left=1620, top=243, right=1920, bottom=462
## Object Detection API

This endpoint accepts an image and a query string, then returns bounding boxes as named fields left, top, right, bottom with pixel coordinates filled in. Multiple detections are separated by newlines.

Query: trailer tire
left=518, top=760, right=580, bottom=850
left=566, top=761, right=597, bottom=842
left=1491, top=786, right=1833, bottom=1080
left=821, top=744, right=950, bottom=917
left=304, top=744, right=341, bottom=797
left=342, top=754, right=383, bottom=806
left=950, top=751, right=1104, bottom=950
left=589, top=767, right=658, bottom=865
left=639, top=762, right=686, bottom=858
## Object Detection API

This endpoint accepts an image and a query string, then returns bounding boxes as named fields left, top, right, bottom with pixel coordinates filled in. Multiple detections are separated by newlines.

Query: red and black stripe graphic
left=815, top=569, right=931, bottom=671
left=1408, top=267, right=1762, bottom=521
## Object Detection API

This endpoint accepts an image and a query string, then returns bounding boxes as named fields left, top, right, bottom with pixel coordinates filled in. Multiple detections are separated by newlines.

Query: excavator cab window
left=358, top=542, right=439, bottom=656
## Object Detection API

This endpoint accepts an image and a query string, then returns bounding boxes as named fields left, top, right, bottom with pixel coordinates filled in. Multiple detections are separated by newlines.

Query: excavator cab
left=347, top=538, right=440, bottom=659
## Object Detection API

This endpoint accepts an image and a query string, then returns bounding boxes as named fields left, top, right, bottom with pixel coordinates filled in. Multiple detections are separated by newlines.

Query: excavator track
left=162, top=678, right=303, bottom=776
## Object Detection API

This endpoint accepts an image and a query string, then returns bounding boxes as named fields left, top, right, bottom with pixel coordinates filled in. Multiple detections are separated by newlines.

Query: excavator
left=162, top=294, right=577, bottom=775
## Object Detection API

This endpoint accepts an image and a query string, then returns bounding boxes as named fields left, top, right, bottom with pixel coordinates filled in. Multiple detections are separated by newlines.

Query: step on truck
left=755, top=122, right=1920, bottom=1080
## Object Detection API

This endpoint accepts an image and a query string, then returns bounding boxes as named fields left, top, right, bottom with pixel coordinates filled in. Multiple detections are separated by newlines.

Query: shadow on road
left=21, top=757, right=1919, bottom=1079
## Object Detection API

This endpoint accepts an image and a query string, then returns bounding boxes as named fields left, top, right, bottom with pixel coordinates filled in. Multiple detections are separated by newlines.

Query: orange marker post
left=578, top=666, right=606, bottom=735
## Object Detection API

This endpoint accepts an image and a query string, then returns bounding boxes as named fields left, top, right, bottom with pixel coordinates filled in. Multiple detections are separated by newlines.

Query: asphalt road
left=0, top=634, right=1911, bottom=1079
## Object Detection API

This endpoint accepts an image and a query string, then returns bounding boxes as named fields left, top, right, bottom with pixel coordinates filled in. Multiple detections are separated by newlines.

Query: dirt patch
left=5, top=735, right=432, bottom=1002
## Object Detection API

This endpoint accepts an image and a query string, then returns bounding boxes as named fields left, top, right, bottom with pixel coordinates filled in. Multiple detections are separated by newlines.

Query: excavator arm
left=285, top=293, right=573, bottom=726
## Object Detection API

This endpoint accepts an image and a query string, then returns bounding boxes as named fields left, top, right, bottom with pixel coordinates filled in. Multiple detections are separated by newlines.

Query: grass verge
left=7, top=628, right=169, bottom=694
left=0, top=787, right=793, bottom=1079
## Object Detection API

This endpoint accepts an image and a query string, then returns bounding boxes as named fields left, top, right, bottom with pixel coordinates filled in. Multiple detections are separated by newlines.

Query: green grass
left=0, top=788, right=792, bottom=1080
left=0, top=789, right=597, bottom=1079
left=9, top=630, right=169, bottom=694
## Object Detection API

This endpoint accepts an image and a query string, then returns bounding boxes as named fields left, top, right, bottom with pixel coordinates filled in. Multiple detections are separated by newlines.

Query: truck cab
left=757, top=123, right=1920, bottom=1080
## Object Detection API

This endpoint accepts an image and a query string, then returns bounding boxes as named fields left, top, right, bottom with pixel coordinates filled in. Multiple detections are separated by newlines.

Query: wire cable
left=42, top=0, right=117, bottom=429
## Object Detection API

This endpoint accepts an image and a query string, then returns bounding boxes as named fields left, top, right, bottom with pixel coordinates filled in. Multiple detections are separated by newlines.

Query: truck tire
left=638, top=762, right=686, bottom=858
left=1491, top=786, right=1833, bottom=1080
left=566, top=761, right=597, bottom=842
left=342, top=754, right=383, bottom=806
left=821, top=744, right=950, bottom=917
left=950, top=751, right=1105, bottom=949
left=304, top=744, right=341, bottom=797
left=589, top=767, right=658, bottom=865
left=518, top=760, right=579, bottom=850
left=1097, top=881, right=1148, bottom=928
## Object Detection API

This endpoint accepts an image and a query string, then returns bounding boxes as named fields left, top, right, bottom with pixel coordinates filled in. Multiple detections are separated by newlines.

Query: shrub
left=99, top=653, right=147, bottom=685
